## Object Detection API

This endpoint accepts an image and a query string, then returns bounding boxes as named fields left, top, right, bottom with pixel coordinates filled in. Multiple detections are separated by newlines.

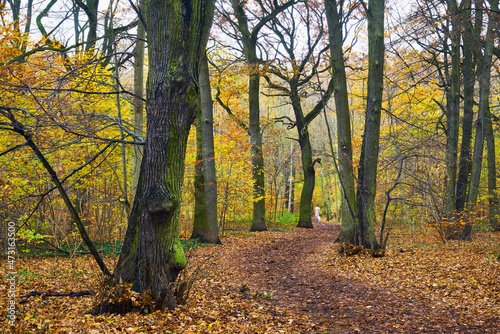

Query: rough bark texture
left=114, top=168, right=142, bottom=283
left=116, top=0, right=216, bottom=310
left=191, top=53, right=220, bottom=244
left=355, top=0, right=384, bottom=250
left=325, top=0, right=357, bottom=242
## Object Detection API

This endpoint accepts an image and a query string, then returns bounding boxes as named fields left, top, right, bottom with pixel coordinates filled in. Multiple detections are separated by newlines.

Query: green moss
left=171, top=239, right=187, bottom=270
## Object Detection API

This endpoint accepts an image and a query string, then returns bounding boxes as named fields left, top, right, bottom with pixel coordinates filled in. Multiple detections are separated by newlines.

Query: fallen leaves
left=1, top=222, right=499, bottom=333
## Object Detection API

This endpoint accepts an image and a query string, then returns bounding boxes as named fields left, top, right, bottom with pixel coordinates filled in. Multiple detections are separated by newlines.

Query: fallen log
left=19, top=290, right=92, bottom=304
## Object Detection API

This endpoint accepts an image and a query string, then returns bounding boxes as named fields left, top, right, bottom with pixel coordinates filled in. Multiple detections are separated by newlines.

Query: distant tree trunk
left=191, top=53, right=220, bottom=244
left=325, top=0, right=357, bottom=241
left=485, top=104, right=499, bottom=230
left=284, top=144, right=294, bottom=212
left=465, top=0, right=498, bottom=235
left=74, top=0, right=99, bottom=51
left=116, top=0, right=215, bottom=310
left=230, top=0, right=267, bottom=232
left=455, top=0, right=475, bottom=212
left=355, top=0, right=384, bottom=250
left=248, top=69, right=267, bottom=231
left=291, top=93, right=315, bottom=229
left=444, top=0, right=461, bottom=217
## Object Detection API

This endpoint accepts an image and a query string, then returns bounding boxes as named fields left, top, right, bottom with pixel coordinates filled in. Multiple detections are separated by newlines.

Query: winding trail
left=215, top=222, right=499, bottom=333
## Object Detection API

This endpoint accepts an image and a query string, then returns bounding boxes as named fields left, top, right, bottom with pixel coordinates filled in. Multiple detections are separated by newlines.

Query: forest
left=1, top=0, right=499, bottom=332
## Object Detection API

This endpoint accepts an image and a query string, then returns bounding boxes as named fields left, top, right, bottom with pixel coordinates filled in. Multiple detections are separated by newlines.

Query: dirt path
left=217, top=222, right=499, bottom=333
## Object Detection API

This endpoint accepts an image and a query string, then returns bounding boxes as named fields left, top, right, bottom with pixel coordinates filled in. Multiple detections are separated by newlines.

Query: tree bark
left=116, top=0, right=216, bottom=310
left=230, top=0, right=267, bottom=232
left=444, top=0, right=461, bottom=217
left=325, top=0, right=357, bottom=242
left=455, top=0, right=475, bottom=212
left=355, top=0, right=385, bottom=250
left=191, top=53, right=220, bottom=244
left=484, top=103, right=499, bottom=230
left=291, top=93, right=315, bottom=228
left=465, top=0, right=498, bottom=235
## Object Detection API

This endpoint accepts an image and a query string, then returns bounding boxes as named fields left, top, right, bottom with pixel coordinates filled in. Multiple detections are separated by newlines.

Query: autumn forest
left=1, top=0, right=500, bottom=332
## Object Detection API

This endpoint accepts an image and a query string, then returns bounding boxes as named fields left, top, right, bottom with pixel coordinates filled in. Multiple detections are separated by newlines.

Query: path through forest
left=205, top=222, right=499, bottom=333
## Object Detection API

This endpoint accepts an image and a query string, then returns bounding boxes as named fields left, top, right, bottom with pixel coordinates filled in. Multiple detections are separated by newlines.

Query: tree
left=114, top=0, right=216, bottom=310
left=191, top=52, right=220, bottom=244
left=325, top=0, right=357, bottom=238
left=215, top=0, right=296, bottom=231
left=466, top=0, right=498, bottom=220
left=394, top=0, right=499, bottom=239
left=325, top=0, right=384, bottom=250
left=264, top=0, right=333, bottom=228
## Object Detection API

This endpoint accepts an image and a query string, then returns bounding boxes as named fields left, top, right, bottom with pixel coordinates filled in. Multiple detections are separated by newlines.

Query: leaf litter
left=1, top=222, right=499, bottom=333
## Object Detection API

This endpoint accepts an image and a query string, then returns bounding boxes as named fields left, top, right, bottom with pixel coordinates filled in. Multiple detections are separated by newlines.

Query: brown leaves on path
left=220, top=222, right=500, bottom=332
left=2, top=222, right=499, bottom=333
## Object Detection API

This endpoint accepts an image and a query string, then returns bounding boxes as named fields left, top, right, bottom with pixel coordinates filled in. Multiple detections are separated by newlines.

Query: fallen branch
left=20, top=290, right=92, bottom=304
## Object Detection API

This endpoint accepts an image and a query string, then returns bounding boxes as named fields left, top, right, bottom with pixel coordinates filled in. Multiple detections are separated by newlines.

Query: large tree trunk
left=116, top=0, right=215, bottom=310
left=325, top=0, right=357, bottom=242
left=191, top=53, right=220, bottom=244
left=355, top=0, right=384, bottom=250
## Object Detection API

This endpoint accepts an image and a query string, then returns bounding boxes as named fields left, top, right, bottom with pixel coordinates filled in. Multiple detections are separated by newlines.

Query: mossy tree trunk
left=355, top=0, right=384, bottom=250
left=485, top=104, right=499, bottom=231
left=326, top=0, right=384, bottom=249
left=325, top=0, right=357, bottom=241
left=114, top=0, right=215, bottom=310
left=191, top=53, right=220, bottom=244
left=290, top=91, right=316, bottom=229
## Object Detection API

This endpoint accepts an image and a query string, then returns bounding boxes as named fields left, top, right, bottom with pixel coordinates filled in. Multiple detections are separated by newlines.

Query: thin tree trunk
left=455, top=0, right=475, bottom=212
left=484, top=103, right=499, bottom=230
left=230, top=0, right=267, bottom=231
left=444, top=0, right=461, bottom=217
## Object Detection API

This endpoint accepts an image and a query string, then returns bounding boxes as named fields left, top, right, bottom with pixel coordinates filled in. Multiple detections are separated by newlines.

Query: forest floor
left=1, top=221, right=500, bottom=333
